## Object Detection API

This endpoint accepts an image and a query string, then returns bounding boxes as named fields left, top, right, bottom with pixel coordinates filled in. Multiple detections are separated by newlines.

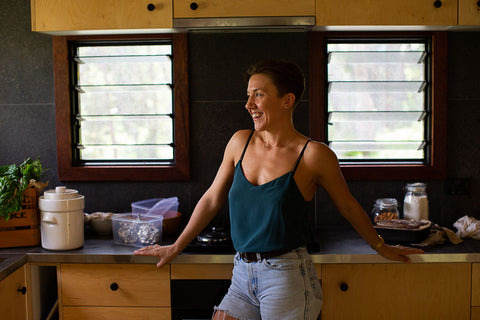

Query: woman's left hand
left=375, top=244, right=424, bottom=263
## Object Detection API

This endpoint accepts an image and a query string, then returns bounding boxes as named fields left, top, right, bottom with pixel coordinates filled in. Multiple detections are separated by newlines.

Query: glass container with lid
left=372, top=198, right=399, bottom=223
left=403, top=182, right=429, bottom=221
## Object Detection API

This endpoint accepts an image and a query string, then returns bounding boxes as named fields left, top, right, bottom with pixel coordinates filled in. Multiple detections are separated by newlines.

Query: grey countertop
left=2, top=227, right=480, bottom=281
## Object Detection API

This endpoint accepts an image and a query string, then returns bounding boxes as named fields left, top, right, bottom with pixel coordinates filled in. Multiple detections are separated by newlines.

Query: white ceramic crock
left=39, top=186, right=85, bottom=250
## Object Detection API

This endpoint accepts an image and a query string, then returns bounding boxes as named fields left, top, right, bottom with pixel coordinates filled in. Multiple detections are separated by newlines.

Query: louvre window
left=326, top=39, right=430, bottom=164
left=72, top=41, right=175, bottom=165
left=53, top=34, right=189, bottom=181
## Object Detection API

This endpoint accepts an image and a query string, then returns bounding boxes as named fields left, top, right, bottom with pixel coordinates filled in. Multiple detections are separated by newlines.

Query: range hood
left=173, top=16, right=315, bottom=31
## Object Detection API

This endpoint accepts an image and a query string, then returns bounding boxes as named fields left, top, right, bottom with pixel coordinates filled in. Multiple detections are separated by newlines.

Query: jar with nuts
left=372, top=198, right=399, bottom=223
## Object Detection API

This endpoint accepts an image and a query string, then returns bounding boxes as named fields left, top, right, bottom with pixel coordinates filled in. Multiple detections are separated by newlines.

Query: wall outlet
left=446, top=178, right=470, bottom=196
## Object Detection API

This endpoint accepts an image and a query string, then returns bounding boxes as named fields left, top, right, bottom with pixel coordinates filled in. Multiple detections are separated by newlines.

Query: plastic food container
left=112, top=213, right=163, bottom=247
left=131, top=197, right=179, bottom=217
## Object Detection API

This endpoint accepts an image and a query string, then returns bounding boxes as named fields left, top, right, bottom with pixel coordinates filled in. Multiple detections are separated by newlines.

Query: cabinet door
left=31, top=0, right=173, bottom=32
left=321, top=263, right=471, bottom=320
left=60, top=264, right=170, bottom=307
left=0, top=265, right=27, bottom=320
left=472, top=263, right=480, bottom=306
left=458, top=0, right=480, bottom=25
left=63, top=306, right=171, bottom=320
left=174, top=0, right=314, bottom=18
left=316, top=0, right=457, bottom=26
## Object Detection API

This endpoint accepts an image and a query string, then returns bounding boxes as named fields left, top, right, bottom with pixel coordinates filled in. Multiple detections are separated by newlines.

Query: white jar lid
left=43, top=186, right=81, bottom=200
left=39, top=186, right=85, bottom=212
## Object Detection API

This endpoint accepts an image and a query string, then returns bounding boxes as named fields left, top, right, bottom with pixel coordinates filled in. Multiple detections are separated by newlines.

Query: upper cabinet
left=316, top=0, right=457, bottom=26
left=173, top=0, right=315, bottom=18
left=30, top=0, right=478, bottom=33
left=31, top=0, right=173, bottom=33
left=458, top=0, right=480, bottom=25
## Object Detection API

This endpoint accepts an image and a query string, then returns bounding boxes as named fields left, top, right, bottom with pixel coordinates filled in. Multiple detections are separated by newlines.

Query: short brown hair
left=244, top=60, right=305, bottom=107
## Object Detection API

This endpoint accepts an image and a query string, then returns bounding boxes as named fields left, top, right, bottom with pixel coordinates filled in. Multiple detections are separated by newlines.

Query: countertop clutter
left=1, top=226, right=480, bottom=281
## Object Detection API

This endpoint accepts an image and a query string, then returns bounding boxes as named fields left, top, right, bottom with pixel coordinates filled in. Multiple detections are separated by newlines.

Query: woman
left=134, top=60, right=424, bottom=319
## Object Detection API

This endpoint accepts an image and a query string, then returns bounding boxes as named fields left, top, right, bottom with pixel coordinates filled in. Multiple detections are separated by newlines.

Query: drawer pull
left=17, top=286, right=27, bottom=295
left=110, top=282, right=119, bottom=291
left=433, top=0, right=442, bottom=8
left=340, top=282, right=349, bottom=292
left=147, top=3, right=155, bottom=11
left=190, top=2, right=198, bottom=10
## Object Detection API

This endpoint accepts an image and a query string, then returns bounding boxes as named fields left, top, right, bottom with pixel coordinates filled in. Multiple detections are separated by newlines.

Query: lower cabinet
left=0, top=265, right=28, bottom=319
left=50, top=261, right=477, bottom=319
left=471, top=263, right=480, bottom=319
left=59, top=263, right=171, bottom=320
left=320, top=263, right=471, bottom=320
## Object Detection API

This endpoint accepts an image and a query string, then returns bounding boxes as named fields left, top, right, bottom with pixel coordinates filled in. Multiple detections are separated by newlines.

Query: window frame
left=309, top=31, right=447, bottom=180
left=53, top=33, right=189, bottom=181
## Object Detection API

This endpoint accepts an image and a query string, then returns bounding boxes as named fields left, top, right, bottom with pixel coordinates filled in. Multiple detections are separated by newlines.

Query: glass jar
left=372, top=198, right=399, bottom=223
left=403, top=182, right=429, bottom=221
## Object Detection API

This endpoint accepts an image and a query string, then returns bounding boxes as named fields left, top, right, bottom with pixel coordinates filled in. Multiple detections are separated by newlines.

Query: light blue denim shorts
left=214, top=246, right=322, bottom=320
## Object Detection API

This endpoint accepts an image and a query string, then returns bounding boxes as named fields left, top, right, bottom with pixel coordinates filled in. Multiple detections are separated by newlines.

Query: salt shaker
left=403, top=182, right=429, bottom=221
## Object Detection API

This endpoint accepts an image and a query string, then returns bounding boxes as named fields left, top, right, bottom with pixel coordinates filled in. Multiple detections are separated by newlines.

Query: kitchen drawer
left=63, top=306, right=171, bottom=320
left=60, top=264, right=170, bottom=307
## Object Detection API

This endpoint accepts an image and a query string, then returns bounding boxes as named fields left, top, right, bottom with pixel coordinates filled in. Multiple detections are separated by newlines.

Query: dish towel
left=415, top=224, right=463, bottom=246
left=454, top=215, right=480, bottom=240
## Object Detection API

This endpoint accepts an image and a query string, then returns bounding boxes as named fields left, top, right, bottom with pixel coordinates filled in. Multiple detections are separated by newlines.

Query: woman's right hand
left=134, top=244, right=178, bottom=268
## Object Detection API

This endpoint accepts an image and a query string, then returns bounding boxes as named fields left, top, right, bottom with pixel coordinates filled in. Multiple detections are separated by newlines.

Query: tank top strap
left=239, top=130, right=255, bottom=162
left=292, top=139, right=311, bottom=174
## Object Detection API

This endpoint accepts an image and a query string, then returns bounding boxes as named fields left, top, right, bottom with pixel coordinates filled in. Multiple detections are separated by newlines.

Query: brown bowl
left=163, top=211, right=182, bottom=236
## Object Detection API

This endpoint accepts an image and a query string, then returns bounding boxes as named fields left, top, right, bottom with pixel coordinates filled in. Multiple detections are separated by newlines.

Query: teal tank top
left=228, top=131, right=312, bottom=253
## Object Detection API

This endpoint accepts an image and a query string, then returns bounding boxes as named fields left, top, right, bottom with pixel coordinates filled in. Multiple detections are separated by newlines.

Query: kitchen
left=1, top=0, right=480, bottom=319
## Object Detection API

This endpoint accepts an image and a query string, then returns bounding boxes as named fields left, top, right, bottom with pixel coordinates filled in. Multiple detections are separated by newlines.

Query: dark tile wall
left=1, top=1, right=479, bottom=230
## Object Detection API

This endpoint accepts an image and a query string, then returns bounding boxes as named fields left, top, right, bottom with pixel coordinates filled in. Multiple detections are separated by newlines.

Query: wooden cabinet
left=321, top=263, right=471, bottom=320
left=458, top=0, right=480, bottom=25
left=59, top=264, right=171, bottom=320
left=173, top=0, right=314, bottom=18
left=0, top=265, right=28, bottom=320
left=31, top=0, right=173, bottom=32
left=471, top=263, right=480, bottom=319
left=316, top=0, right=457, bottom=26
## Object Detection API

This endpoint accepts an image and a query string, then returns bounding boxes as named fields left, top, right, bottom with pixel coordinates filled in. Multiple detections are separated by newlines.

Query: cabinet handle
left=340, top=282, right=349, bottom=292
left=433, top=0, right=443, bottom=8
left=477, top=0, right=480, bottom=8
left=17, top=286, right=27, bottom=295
left=147, top=3, right=156, bottom=11
left=110, top=282, right=119, bottom=291
left=190, top=2, right=199, bottom=10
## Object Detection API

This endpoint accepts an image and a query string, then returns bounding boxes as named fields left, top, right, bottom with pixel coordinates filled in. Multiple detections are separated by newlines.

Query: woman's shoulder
left=223, top=129, right=253, bottom=159
left=228, top=129, right=254, bottom=146
left=304, top=139, right=340, bottom=164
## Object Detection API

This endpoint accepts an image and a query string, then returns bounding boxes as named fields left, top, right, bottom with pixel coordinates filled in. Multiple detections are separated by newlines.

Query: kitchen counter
left=2, top=227, right=480, bottom=281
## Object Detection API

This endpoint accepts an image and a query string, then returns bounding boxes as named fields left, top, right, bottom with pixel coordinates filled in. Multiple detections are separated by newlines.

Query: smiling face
left=246, top=73, right=291, bottom=132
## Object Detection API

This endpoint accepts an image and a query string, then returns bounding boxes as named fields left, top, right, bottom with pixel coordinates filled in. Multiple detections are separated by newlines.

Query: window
left=309, top=32, right=447, bottom=180
left=53, top=34, right=189, bottom=181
